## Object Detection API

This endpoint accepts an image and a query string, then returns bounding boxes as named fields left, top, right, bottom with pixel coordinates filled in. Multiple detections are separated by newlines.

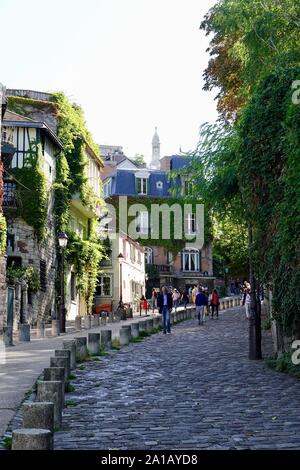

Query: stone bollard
left=43, top=367, right=65, bottom=403
left=51, top=319, right=60, bottom=337
left=50, top=356, right=70, bottom=380
left=119, top=325, right=132, bottom=346
left=139, top=320, right=147, bottom=333
left=84, top=315, right=92, bottom=329
left=131, top=322, right=140, bottom=338
left=75, top=316, right=82, bottom=331
left=146, top=319, right=154, bottom=332
left=92, top=315, right=100, bottom=328
left=55, top=349, right=71, bottom=375
left=3, top=326, right=13, bottom=346
left=126, top=307, right=133, bottom=319
left=37, top=381, right=63, bottom=429
left=108, top=312, right=113, bottom=323
left=36, top=320, right=45, bottom=339
left=22, top=402, right=54, bottom=434
left=114, top=311, right=122, bottom=323
left=12, top=428, right=53, bottom=450
left=75, top=337, right=88, bottom=361
left=100, top=330, right=112, bottom=350
left=19, top=323, right=30, bottom=342
left=88, top=333, right=101, bottom=355
left=63, top=339, right=76, bottom=370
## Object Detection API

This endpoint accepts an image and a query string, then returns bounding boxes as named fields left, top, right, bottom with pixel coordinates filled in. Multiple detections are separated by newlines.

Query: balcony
left=3, top=180, right=18, bottom=210
left=155, top=264, right=172, bottom=273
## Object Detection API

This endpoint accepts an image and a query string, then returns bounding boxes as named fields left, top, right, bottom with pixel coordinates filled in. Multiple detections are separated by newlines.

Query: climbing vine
left=49, top=92, right=104, bottom=312
left=107, top=195, right=209, bottom=256
left=0, top=213, right=6, bottom=255
left=6, top=265, right=40, bottom=291
left=9, top=142, right=48, bottom=242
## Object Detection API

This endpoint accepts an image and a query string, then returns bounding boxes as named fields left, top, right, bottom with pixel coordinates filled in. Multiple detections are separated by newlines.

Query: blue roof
left=107, top=169, right=179, bottom=197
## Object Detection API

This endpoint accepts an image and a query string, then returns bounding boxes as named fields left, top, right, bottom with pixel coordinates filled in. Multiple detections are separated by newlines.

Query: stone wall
left=0, top=255, right=7, bottom=333
left=6, top=214, right=56, bottom=326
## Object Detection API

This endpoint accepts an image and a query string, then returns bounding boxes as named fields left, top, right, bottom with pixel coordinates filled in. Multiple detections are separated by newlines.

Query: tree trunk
left=248, top=224, right=262, bottom=360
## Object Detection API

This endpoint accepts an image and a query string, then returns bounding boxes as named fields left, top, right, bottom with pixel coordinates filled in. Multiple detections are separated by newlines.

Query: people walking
left=192, top=285, right=197, bottom=304
left=181, top=290, right=189, bottom=308
left=210, top=288, right=220, bottom=319
left=242, top=285, right=251, bottom=319
left=195, top=288, right=207, bottom=325
left=157, top=286, right=173, bottom=334
left=172, top=288, right=180, bottom=311
left=151, top=288, right=157, bottom=312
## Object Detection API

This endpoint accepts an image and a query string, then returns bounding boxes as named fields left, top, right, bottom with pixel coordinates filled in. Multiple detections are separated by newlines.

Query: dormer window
left=136, top=177, right=147, bottom=195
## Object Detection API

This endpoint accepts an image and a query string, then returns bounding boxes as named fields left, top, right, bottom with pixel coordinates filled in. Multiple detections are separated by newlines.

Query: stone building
left=5, top=89, right=104, bottom=322
left=0, top=83, right=7, bottom=333
left=2, top=110, right=63, bottom=327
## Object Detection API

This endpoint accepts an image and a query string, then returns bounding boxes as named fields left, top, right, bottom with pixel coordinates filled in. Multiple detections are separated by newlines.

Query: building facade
left=101, top=129, right=214, bottom=298
left=95, top=232, right=145, bottom=313
left=2, top=110, right=63, bottom=327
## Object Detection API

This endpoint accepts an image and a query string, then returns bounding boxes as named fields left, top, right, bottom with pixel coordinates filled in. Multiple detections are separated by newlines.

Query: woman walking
left=210, top=288, right=220, bottom=319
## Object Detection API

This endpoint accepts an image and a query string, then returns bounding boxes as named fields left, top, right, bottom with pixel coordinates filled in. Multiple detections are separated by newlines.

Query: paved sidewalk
left=0, top=312, right=158, bottom=439
left=50, top=309, right=300, bottom=450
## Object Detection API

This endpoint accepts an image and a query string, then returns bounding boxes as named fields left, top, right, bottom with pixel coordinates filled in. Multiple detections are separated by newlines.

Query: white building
left=95, top=232, right=145, bottom=314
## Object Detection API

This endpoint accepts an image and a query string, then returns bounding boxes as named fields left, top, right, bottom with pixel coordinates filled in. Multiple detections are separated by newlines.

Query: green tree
left=201, top=0, right=300, bottom=119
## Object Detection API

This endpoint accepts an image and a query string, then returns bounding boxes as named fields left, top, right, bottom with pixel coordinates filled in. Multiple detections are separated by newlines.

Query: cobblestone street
left=54, top=309, right=300, bottom=450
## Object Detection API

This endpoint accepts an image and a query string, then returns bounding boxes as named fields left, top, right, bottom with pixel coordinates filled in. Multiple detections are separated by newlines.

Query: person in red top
left=210, top=289, right=220, bottom=319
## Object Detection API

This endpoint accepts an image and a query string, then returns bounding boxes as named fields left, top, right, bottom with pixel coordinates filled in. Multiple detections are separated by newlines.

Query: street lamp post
left=58, top=232, right=68, bottom=333
left=117, top=252, right=126, bottom=320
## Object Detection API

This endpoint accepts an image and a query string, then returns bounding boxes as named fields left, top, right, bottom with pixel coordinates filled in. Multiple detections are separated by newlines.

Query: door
left=7, top=286, right=14, bottom=327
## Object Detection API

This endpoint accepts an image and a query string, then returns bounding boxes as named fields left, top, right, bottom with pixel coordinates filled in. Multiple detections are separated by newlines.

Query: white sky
left=0, top=0, right=218, bottom=163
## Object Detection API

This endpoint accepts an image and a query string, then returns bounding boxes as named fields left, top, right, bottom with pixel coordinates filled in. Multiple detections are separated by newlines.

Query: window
left=144, top=247, right=153, bottom=264
left=182, top=249, right=200, bottom=272
left=71, top=272, right=76, bottom=301
left=7, top=256, right=22, bottom=268
left=130, top=245, right=136, bottom=262
left=185, top=213, right=198, bottom=235
left=136, top=177, right=147, bottom=195
left=184, top=180, right=193, bottom=196
left=40, top=260, right=47, bottom=292
left=167, top=251, right=173, bottom=264
left=7, top=234, right=15, bottom=252
left=97, top=276, right=112, bottom=297
left=136, top=211, right=149, bottom=234
left=103, top=179, right=111, bottom=198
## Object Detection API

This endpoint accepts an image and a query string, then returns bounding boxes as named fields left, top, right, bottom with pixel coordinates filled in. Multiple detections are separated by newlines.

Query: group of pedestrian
left=155, top=284, right=221, bottom=334
left=194, top=286, right=220, bottom=325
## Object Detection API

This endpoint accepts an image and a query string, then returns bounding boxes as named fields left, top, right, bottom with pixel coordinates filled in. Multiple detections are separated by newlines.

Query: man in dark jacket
left=195, top=288, right=207, bottom=325
left=157, top=286, right=173, bottom=334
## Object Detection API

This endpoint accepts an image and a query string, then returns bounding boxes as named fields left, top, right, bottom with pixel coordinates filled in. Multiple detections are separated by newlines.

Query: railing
left=3, top=180, right=18, bottom=209
left=153, top=264, right=172, bottom=273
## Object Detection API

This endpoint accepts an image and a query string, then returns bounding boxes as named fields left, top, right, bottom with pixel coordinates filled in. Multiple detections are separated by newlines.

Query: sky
left=0, top=0, right=218, bottom=164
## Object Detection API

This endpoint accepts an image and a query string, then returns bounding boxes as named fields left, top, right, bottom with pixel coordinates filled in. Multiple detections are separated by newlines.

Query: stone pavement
left=0, top=312, right=157, bottom=439
left=53, top=309, right=300, bottom=450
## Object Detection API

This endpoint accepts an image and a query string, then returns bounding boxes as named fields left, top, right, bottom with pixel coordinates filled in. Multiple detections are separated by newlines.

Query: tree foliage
left=201, top=0, right=300, bottom=120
